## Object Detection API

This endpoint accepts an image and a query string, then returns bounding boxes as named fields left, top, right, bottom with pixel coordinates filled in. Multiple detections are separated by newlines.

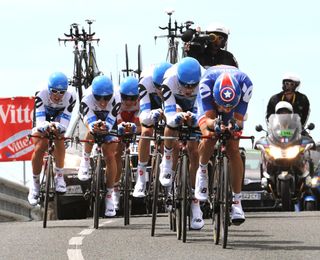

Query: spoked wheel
left=220, top=157, right=231, bottom=248
left=123, top=154, right=131, bottom=225
left=151, top=153, right=161, bottom=236
left=181, top=155, right=189, bottom=243
left=43, top=156, right=54, bottom=228
left=212, top=160, right=220, bottom=244
left=93, top=155, right=102, bottom=229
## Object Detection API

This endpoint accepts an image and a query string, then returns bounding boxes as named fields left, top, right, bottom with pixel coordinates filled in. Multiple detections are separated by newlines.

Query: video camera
left=181, top=28, right=212, bottom=47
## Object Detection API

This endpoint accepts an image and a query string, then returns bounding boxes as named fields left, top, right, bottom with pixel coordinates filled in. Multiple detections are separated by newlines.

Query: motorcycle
left=255, top=113, right=315, bottom=211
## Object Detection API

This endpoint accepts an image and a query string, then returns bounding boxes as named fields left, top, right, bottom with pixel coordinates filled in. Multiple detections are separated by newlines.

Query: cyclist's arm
left=138, top=83, right=153, bottom=125
left=34, top=91, right=47, bottom=128
left=58, top=91, right=77, bottom=132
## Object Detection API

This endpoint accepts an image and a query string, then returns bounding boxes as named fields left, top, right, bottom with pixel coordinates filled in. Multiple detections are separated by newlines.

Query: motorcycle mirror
left=307, top=123, right=315, bottom=130
left=255, top=124, right=263, bottom=132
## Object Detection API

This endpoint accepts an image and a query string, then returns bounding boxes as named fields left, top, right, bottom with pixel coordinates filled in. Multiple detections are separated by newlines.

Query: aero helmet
left=152, top=62, right=173, bottom=87
left=177, top=57, right=201, bottom=85
left=213, top=72, right=241, bottom=108
left=48, top=72, right=68, bottom=91
left=92, top=75, right=114, bottom=96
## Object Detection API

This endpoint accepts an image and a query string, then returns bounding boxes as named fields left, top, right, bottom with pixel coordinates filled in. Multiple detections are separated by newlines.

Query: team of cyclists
left=27, top=21, right=313, bottom=233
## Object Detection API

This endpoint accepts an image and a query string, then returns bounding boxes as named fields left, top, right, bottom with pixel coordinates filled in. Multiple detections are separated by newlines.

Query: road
left=0, top=211, right=319, bottom=260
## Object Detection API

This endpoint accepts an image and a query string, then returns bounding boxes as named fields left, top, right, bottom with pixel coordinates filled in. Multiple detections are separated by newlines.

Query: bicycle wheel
left=93, top=154, right=102, bottom=229
left=221, top=156, right=231, bottom=248
left=174, top=160, right=182, bottom=240
left=181, top=154, right=189, bottom=243
left=43, top=156, right=53, bottom=228
left=212, top=158, right=221, bottom=244
left=73, top=51, right=83, bottom=102
left=123, top=154, right=131, bottom=225
left=151, top=153, right=161, bottom=237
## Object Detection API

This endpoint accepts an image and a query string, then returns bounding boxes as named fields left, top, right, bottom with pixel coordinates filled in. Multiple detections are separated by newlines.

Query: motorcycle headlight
left=266, top=145, right=300, bottom=159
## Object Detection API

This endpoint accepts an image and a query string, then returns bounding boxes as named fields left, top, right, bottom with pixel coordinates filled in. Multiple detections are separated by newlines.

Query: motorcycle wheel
left=280, top=181, right=293, bottom=211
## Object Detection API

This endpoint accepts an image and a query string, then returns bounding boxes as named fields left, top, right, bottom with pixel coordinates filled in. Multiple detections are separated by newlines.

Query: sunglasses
left=50, top=89, right=66, bottom=95
left=121, top=93, right=139, bottom=101
left=94, top=94, right=112, bottom=101
left=283, top=81, right=296, bottom=87
left=178, top=80, right=199, bottom=89
left=208, top=33, right=225, bottom=42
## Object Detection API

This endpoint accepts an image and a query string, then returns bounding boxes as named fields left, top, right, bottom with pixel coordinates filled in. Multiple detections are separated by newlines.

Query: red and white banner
left=0, top=97, right=35, bottom=161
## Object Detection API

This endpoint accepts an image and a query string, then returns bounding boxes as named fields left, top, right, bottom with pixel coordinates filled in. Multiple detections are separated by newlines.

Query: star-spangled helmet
left=213, top=72, right=241, bottom=108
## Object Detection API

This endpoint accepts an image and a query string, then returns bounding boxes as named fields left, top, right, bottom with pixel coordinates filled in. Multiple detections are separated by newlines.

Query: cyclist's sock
left=199, top=162, right=208, bottom=174
left=32, top=173, right=40, bottom=185
left=163, top=147, right=173, bottom=167
left=233, top=192, right=242, bottom=202
left=54, top=167, right=64, bottom=178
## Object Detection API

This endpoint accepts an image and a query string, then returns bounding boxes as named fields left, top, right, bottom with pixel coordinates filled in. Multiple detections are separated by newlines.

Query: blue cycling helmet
left=213, top=73, right=241, bottom=108
left=177, top=57, right=201, bottom=85
left=48, top=72, right=68, bottom=91
left=120, top=76, right=139, bottom=96
left=152, top=62, right=172, bottom=87
left=92, top=75, right=114, bottom=96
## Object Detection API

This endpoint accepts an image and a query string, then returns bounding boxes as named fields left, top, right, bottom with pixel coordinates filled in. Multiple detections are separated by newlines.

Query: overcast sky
left=1, top=0, right=319, bottom=183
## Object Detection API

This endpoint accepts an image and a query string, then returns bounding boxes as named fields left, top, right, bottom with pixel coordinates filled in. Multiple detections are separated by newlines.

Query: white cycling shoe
left=55, top=176, right=67, bottom=193
left=190, top=200, right=204, bottom=230
left=231, top=202, right=245, bottom=225
left=28, top=182, right=40, bottom=206
left=105, top=195, right=116, bottom=217
left=77, top=158, right=91, bottom=181
left=195, top=168, right=208, bottom=201
left=159, top=162, right=173, bottom=187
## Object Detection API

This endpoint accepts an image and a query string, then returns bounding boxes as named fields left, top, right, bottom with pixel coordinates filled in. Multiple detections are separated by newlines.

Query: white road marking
left=67, top=249, right=84, bottom=260
left=79, top=229, right=94, bottom=236
left=69, top=236, right=84, bottom=246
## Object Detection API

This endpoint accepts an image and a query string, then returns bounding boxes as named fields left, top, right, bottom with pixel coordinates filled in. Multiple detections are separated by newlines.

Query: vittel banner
left=0, top=97, right=34, bottom=161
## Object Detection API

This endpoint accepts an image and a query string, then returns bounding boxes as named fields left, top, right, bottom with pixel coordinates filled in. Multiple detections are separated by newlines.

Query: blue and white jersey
left=80, top=88, right=121, bottom=131
left=161, top=64, right=205, bottom=125
left=197, top=65, right=253, bottom=125
left=139, top=65, right=163, bottom=125
left=35, top=87, right=76, bottom=130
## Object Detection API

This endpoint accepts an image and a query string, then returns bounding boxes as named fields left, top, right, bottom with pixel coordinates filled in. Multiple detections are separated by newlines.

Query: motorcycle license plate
left=241, top=192, right=261, bottom=200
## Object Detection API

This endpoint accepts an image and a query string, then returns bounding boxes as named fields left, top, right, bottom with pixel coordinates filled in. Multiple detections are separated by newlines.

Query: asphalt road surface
left=0, top=211, right=319, bottom=260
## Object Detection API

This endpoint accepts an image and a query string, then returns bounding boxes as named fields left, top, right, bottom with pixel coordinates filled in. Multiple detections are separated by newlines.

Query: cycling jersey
left=161, top=64, right=205, bottom=128
left=80, top=89, right=121, bottom=132
left=197, top=65, right=253, bottom=125
left=139, top=66, right=163, bottom=126
left=35, top=87, right=76, bottom=130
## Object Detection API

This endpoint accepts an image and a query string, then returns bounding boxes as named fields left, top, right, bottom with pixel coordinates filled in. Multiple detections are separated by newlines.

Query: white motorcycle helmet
left=282, top=72, right=301, bottom=91
left=275, top=101, right=293, bottom=114
left=205, top=23, right=229, bottom=49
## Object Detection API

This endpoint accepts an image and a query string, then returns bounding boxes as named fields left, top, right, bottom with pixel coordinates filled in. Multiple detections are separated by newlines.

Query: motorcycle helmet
left=48, top=72, right=68, bottom=91
left=177, top=57, right=201, bottom=86
left=282, top=72, right=301, bottom=91
left=120, top=76, right=139, bottom=100
left=92, top=75, right=114, bottom=96
left=213, top=72, right=241, bottom=108
left=152, top=62, right=172, bottom=88
left=275, top=101, right=293, bottom=114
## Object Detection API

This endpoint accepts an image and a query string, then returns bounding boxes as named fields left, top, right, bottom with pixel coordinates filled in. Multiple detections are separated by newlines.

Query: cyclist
left=195, top=65, right=253, bottom=225
left=78, top=75, right=121, bottom=217
left=113, top=76, right=139, bottom=210
left=132, top=62, right=173, bottom=198
left=183, top=23, right=238, bottom=68
left=266, top=73, right=310, bottom=128
left=28, top=72, right=76, bottom=206
left=159, top=57, right=205, bottom=230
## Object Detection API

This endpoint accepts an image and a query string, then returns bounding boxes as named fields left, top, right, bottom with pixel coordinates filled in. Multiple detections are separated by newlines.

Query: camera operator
left=182, top=23, right=238, bottom=68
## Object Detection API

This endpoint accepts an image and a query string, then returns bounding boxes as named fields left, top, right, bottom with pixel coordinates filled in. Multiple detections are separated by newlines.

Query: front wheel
left=123, top=154, right=131, bottom=225
left=151, top=153, right=161, bottom=237
left=280, top=180, right=292, bottom=211
left=93, top=155, right=103, bottom=229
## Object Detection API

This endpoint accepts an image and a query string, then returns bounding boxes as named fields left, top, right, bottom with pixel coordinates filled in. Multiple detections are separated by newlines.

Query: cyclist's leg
left=103, top=141, right=118, bottom=217
left=226, top=139, right=245, bottom=224
left=195, top=136, right=216, bottom=201
left=53, top=138, right=67, bottom=193
left=133, top=125, right=152, bottom=197
left=28, top=131, right=48, bottom=205
left=78, top=130, right=94, bottom=181
left=159, top=126, right=178, bottom=187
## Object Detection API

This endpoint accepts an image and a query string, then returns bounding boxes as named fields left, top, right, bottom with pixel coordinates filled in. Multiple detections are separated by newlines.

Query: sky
left=1, top=0, right=320, bottom=184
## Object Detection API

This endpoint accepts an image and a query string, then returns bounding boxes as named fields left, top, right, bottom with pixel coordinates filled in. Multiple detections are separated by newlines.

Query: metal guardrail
left=0, top=177, right=41, bottom=222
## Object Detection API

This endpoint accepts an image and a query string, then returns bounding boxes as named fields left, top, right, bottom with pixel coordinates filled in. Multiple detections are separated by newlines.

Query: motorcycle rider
left=266, top=73, right=310, bottom=128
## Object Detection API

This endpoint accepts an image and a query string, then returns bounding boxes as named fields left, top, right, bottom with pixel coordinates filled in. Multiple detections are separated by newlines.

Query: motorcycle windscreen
left=267, top=114, right=302, bottom=145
